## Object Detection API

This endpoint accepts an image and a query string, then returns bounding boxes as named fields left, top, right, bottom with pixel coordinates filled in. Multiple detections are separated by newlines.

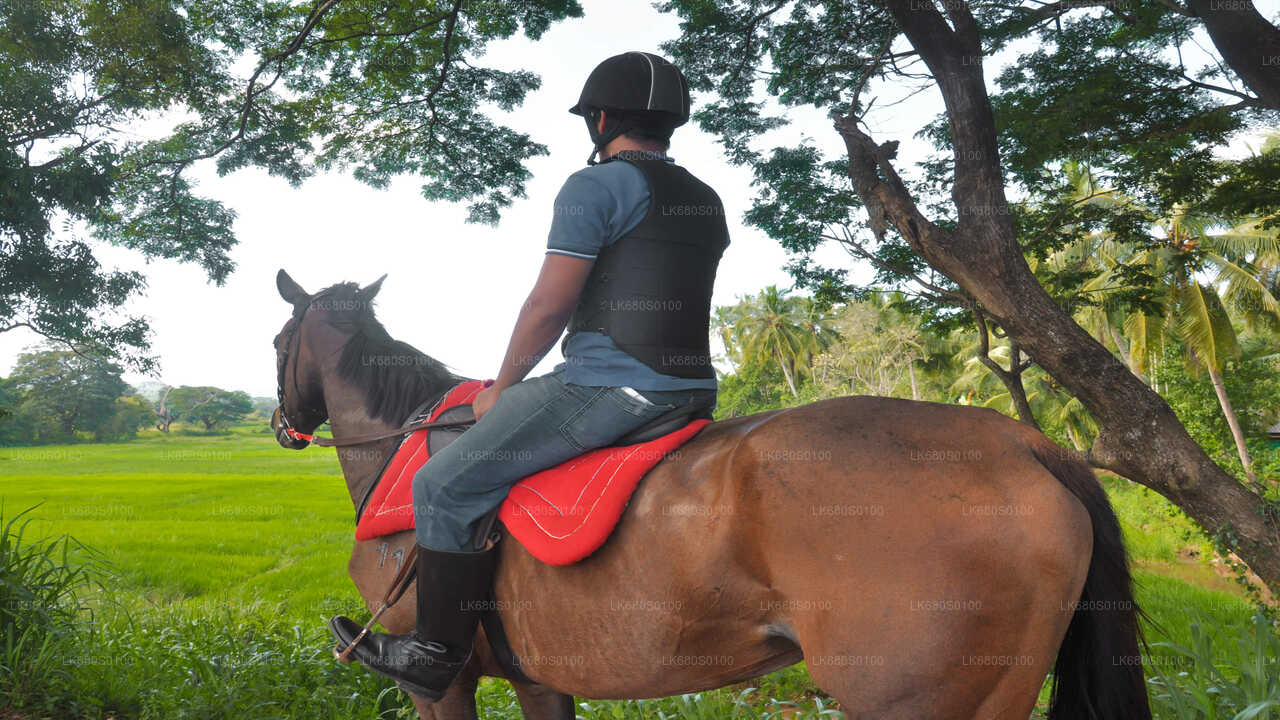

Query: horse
left=269, top=270, right=1151, bottom=720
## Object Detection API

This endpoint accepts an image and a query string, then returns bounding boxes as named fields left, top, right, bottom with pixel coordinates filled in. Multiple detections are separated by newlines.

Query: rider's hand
left=472, top=384, right=501, bottom=421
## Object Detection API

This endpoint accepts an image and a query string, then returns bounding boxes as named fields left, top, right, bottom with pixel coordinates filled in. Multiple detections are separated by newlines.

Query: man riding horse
left=328, top=52, right=731, bottom=700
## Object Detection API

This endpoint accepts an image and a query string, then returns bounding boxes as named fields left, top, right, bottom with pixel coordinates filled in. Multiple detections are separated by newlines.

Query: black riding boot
left=329, top=542, right=498, bottom=700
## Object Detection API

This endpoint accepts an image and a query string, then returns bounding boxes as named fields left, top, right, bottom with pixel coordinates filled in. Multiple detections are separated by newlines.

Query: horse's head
left=271, top=269, right=385, bottom=449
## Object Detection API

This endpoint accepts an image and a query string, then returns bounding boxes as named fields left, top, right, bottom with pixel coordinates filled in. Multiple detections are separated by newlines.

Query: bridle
left=274, top=296, right=478, bottom=449
left=275, top=304, right=325, bottom=445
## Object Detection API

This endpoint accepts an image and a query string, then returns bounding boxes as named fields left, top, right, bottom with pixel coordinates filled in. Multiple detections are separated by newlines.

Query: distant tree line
left=0, top=346, right=262, bottom=445
left=713, top=285, right=1280, bottom=488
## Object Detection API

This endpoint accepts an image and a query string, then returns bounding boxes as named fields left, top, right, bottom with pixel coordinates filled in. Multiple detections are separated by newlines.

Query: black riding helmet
left=570, top=52, right=690, bottom=164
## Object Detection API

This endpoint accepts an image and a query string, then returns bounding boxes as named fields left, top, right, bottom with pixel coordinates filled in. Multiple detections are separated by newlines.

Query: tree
left=712, top=360, right=792, bottom=419
left=815, top=292, right=924, bottom=399
left=7, top=346, right=128, bottom=441
left=164, top=386, right=219, bottom=430
left=661, top=0, right=1280, bottom=589
left=150, top=385, right=195, bottom=433
left=719, top=286, right=837, bottom=397
left=0, top=376, right=28, bottom=445
left=1030, top=161, right=1280, bottom=480
left=2, top=0, right=583, bottom=367
left=179, top=388, right=253, bottom=431
left=95, top=395, right=153, bottom=442
left=250, top=396, right=277, bottom=416
left=1156, top=338, right=1280, bottom=484
left=1116, top=210, right=1276, bottom=485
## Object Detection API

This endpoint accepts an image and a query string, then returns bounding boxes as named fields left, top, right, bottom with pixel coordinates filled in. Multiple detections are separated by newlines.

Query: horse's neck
left=326, top=377, right=464, bottom=513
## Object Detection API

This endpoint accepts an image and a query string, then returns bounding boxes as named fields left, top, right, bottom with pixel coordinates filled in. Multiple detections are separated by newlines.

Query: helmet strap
left=584, top=109, right=635, bottom=166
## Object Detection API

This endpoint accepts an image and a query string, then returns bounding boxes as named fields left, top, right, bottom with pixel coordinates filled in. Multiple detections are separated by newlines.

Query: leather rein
left=274, top=297, right=476, bottom=449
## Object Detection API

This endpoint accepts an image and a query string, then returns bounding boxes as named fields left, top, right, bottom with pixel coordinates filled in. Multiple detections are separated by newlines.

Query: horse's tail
left=1032, top=441, right=1152, bottom=720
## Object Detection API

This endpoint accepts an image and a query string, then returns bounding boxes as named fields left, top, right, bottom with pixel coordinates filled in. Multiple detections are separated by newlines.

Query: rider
left=329, top=51, right=730, bottom=699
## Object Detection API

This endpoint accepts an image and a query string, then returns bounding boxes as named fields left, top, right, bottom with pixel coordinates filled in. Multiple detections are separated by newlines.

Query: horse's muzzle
left=272, top=407, right=311, bottom=450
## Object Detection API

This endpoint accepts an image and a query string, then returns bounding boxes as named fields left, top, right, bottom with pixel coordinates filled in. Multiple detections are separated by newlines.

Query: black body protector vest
left=563, top=155, right=729, bottom=379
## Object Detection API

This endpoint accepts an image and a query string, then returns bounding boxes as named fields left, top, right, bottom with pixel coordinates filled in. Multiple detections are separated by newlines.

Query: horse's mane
left=311, top=282, right=463, bottom=425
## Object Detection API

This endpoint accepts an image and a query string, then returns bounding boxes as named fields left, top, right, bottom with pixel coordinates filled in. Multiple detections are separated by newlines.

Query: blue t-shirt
left=546, top=155, right=726, bottom=390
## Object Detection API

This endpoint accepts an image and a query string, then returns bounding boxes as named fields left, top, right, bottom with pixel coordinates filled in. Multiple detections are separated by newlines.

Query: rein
left=285, top=416, right=476, bottom=447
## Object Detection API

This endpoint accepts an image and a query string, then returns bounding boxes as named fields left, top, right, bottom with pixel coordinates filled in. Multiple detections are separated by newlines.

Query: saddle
left=426, top=391, right=713, bottom=454
left=354, top=380, right=714, bottom=564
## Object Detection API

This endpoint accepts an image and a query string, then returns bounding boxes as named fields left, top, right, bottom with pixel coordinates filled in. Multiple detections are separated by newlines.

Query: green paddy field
left=0, top=424, right=1271, bottom=719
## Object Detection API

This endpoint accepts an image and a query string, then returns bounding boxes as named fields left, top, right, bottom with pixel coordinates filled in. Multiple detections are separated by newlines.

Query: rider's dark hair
left=615, top=110, right=675, bottom=149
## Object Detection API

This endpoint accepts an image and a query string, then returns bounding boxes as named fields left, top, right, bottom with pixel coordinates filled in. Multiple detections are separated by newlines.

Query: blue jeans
left=412, top=369, right=715, bottom=551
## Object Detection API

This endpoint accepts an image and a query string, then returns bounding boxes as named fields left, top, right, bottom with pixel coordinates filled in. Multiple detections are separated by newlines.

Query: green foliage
left=1147, top=611, right=1280, bottom=720
left=2, top=0, right=583, bottom=366
left=2, top=346, right=129, bottom=443
left=1202, top=139, right=1280, bottom=232
left=574, top=688, right=844, bottom=720
left=813, top=292, right=927, bottom=399
left=55, top=598, right=417, bottom=720
left=1155, top=340, right=1280, bottom=482
left=658, top=0, right=1276, bottom=313
left=94, top=395, right=153, bottom=442
left=181, top=388, right=253, bottom=431
left=715, top=286, right=839, bottom=399
left=714, top=361, right=791, bottom=418
left=985, top=7, right=1245, bottom=207
left=0, top=505, right=101, bottom=711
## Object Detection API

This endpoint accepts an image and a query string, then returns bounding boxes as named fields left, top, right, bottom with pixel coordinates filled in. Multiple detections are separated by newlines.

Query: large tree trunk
left=153, top=387, right=173, bottom=433
left=837, top=0, right=1280, bottom=591
left=1186, top=0, right=1280, bottom=111
left=1206, top=363, right=1258, bottom=484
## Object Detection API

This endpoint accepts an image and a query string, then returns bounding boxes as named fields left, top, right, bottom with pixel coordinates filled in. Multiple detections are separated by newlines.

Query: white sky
left=1, top=0, right=1273, bottom=397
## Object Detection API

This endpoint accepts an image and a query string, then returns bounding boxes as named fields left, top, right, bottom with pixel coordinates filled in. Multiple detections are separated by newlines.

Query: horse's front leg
left=409, top=662, right=481, bottom=720
left=510, top=680, right=575, bottom=720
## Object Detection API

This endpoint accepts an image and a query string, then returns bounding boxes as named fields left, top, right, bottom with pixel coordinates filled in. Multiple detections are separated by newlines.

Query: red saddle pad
left=354, top=380, right=710, bottom=566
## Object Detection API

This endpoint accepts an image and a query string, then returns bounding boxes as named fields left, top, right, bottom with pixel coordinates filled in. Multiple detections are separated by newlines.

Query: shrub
left=1147, top=610, right=1280, bottom=719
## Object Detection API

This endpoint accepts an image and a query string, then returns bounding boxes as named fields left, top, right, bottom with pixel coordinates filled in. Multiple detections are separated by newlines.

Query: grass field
left=0, top=424, right=1272, bottom=719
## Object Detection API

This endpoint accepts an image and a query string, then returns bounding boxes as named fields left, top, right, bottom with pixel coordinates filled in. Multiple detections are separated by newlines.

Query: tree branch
left=1186, top=0, right=1280, bottom=111
left=972, top=304, right=1040, bottom=427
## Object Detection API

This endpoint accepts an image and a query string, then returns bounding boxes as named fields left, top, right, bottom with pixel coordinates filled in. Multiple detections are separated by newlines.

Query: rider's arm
left=489, top=253, right=594, bottom=391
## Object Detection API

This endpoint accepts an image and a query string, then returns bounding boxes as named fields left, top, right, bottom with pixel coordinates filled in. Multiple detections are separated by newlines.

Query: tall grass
left=573, top=688, right=845, bottom=720
left=58, top=597, right=419, bottom=720
left=1147, top=610, right=1280, bottom=720
left=0, top=504, right=102, bottom=711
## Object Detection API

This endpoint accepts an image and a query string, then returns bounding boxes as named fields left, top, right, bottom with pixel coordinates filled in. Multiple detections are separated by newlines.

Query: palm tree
left=1041, top=165, right=1280, bottom=482
left=793, top=296, right=842, bottom=386
left=722, top=286, right=836, bottom=398
left=711, top=302, right=749, bottom=372
left=948, top=333, right=1099, bottom=449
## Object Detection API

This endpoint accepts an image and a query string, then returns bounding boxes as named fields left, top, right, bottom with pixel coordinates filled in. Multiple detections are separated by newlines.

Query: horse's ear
left=360, top=274, right=387, bottom=301
left=277, top=269, right=308, bottom=304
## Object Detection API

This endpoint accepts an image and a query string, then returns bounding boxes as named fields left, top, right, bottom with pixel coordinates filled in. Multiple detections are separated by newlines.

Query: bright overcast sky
left=0, top=0, right=1271, bottom=397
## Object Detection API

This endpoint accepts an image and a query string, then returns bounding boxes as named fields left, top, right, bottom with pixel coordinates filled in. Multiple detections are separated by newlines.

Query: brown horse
left=269, top=271, right=1151, bottom=720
